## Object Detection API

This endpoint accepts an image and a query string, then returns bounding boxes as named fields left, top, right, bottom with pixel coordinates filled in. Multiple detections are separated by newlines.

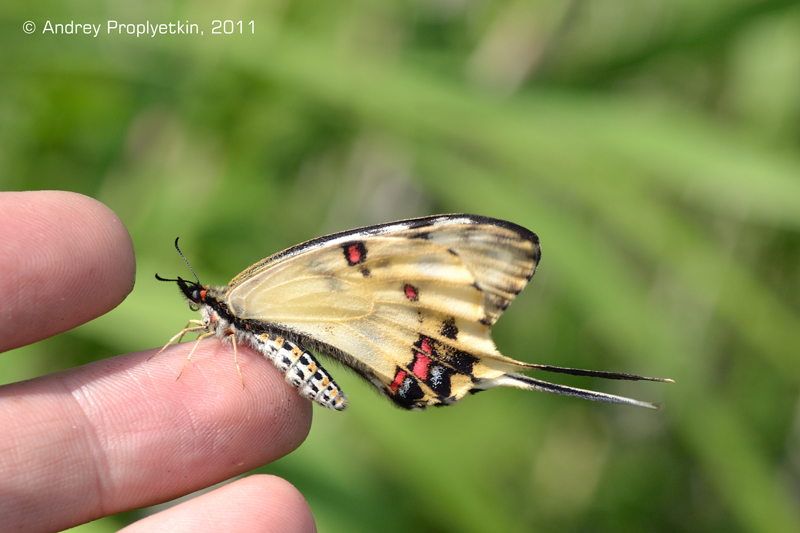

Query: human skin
left=0, top=191, right=316, bottom=533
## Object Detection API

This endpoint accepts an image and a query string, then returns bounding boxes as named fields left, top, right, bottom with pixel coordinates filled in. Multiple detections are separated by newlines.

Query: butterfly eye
left=191, top=289, right=202, bottom=301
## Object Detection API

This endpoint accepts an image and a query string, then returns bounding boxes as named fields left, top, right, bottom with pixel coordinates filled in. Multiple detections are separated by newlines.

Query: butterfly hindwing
left=221, top=215, right=541, bottom=409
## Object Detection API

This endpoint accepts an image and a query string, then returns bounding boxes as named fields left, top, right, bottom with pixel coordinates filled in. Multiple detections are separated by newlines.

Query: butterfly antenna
left=174, top=237, right=201, bottom=284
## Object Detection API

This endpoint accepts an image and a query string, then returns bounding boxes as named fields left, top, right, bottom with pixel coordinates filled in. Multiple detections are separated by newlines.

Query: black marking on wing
left=440, top=317, right=458, bottom=340
left=392, top=372, right=425, bottom=408
left=426, top=364, right=455, bottom=398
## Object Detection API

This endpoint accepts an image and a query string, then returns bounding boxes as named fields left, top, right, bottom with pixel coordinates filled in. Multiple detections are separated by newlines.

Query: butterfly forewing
left=222, top=217, right=540, bottom=408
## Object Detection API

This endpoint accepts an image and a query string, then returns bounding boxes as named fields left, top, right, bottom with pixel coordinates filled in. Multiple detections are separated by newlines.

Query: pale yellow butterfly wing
left=221, top=216, right=540, bottom=408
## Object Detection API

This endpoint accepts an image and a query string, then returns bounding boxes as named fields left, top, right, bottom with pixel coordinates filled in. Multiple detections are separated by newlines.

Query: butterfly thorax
left=194, top=286, right=234, bottom=334
left=196, top=295, right=231, bottom=338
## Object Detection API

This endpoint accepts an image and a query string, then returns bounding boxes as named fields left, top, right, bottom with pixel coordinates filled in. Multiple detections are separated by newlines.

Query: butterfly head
left=155, top=274, right=206, bottom=310
left=155, top=238, right=209, bottom=311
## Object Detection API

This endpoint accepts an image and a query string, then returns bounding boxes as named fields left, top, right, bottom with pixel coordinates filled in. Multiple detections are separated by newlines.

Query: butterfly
left=156, top=214, right=671, bottom=411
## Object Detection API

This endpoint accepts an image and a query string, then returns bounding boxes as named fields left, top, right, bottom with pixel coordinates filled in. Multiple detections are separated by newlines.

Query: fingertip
left=236, top=475, right=317, bottom=533
left=0, top=191, right=135, bottom=351
left=121, top=475, right=317, bottom=533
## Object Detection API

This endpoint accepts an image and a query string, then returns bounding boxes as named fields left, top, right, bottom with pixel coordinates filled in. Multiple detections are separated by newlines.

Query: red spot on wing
left=389, top=370, right=407, bottom=392
left=412, top=354, right=431, bottom=380
left=348, top=245, right=361, bottom=263
left=343, top=241, right=367, bottom=266
left=420, top=337, right=432, bottom=355
left=404, top=284, right=419, bottom=301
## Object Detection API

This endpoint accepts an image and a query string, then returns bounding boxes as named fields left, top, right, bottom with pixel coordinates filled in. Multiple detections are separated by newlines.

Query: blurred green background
left=3, top=1, right=800, bottom=531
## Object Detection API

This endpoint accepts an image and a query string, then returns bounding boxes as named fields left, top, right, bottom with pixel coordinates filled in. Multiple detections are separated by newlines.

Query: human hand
left=0, top=191, right=315, bottom=532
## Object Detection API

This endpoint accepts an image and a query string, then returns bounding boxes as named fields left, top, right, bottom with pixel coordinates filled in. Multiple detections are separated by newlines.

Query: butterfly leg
left=176, top=331, right=215, bottom=380
left=150, top=320, right=206, bottom=360
left=224, top=330, right=245, bottom=388
left=252, top=334, right=348, bottom=411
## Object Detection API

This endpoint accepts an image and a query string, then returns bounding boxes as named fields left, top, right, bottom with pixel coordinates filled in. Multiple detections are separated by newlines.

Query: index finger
left=1, top=340, right=313, bottom=533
